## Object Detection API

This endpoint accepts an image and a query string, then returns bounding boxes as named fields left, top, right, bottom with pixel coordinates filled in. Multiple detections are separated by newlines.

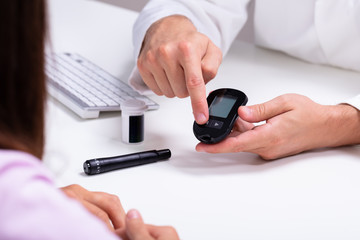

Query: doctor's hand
left=196, top=94, right=360, bottom=160
left=138, top=15, right=222, bottom=124
left=61, top=184, right=126, bottom=232
left=120, top=209, right=179, bottom=240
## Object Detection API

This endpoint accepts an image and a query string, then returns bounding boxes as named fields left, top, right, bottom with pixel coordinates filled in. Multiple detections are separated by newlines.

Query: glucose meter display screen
left=209, top=95, right=237, bottom=118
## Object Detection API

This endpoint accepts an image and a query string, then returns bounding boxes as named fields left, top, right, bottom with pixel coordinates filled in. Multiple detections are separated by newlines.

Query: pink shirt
left=0, top=150, right=120, bottom=240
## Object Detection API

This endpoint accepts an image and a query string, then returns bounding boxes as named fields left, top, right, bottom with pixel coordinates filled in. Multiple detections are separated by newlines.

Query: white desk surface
left=44, top=0, right=360, bottom=239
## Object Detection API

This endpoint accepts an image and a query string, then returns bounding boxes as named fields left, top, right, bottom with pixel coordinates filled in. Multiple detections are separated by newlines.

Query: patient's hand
left=196, top=94, right=360, bottom=159
left=61, top=184, right=126, bottom=232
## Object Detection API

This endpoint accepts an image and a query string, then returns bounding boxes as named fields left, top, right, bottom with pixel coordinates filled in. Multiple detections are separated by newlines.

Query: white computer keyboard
left=45, top=52, right=158, bottom=118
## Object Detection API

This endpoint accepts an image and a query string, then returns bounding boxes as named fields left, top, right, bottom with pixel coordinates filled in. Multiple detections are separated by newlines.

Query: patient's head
left=0, top=0, right=47, bottom=158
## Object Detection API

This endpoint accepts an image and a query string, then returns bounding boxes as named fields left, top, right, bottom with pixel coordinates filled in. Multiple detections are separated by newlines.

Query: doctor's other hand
left=61, top=184, right=126, bottom=232
left=138, top=14, right=223, bottom=124
left=196, top=94, right=360, bottom=160
left=123, top=209, right=179, bottom=240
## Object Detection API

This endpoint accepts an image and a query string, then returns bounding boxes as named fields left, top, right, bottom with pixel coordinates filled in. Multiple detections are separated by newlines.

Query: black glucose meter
left=193, top=88, right=248, bottom=144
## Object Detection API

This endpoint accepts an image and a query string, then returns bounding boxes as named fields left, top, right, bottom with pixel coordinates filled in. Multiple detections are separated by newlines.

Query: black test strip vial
left=121, top=99, right=148, bottom=144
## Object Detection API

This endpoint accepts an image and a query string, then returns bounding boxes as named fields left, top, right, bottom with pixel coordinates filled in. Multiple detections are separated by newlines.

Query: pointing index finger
left=180, top=42, right=209, bottom=124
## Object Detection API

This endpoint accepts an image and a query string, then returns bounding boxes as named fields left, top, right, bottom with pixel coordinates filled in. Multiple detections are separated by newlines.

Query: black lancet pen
left=83, top=149, right=171, bottom=175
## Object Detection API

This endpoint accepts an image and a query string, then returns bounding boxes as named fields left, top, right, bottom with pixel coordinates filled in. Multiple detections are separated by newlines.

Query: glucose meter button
left=209, top=120, right=223, bottom=129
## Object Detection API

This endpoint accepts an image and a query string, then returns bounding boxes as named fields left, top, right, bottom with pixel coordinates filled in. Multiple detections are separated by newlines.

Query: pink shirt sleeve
left=0, top=150, right=121, bottom=240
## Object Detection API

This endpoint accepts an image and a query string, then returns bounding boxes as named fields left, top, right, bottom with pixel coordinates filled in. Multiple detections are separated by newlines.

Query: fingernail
left=127, top=209, right=141, bottom=219
left=195, top=113, right=207, bottom=124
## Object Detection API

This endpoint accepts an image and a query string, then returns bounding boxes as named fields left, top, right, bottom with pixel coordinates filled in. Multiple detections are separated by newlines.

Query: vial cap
left=121, top=99, right=148, bottom=114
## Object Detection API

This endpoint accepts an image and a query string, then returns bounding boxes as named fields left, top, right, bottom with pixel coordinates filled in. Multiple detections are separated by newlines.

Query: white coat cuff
left=315, top=0, right=360, bottom=72
left=342, top=95, right=360, bottom=111
left=128, top=67, right=153, bottom=95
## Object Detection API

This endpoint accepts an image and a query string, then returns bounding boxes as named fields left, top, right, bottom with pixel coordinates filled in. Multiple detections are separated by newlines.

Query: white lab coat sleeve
left=343, top=95, right=360, bottom=111
left=315, top=1, right=360, bottom=110
left=315, top=0, right=360, bottom=72
left=129, top=0, right=250, bottom=94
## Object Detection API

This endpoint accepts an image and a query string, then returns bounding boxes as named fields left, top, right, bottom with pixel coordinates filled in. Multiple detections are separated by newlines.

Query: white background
left=46, top=1, right=360, bottom=239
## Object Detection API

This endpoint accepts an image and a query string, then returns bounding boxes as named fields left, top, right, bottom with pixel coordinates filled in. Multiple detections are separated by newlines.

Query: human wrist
left=325, top=104, right=360, bottom=147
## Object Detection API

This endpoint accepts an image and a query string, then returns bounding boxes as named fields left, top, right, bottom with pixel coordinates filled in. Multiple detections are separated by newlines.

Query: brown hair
left=0, top=0, right=47, bottom=159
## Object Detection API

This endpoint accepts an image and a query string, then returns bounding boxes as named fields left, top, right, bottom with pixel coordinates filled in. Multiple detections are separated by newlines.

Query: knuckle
left=177, top=90, right=189, bottom=98
left=136, top=58, right=145, bottom=72
left=164, top=91, right=175, bottom=98
left=217, top=48, right=223, bottom=61
left=277, top=94, right=289, bottom=103
left=108, top=194, right=121, bottom=204
left=153, top=89, right=163, bottom=96
left=178, top=41, right=193, bottom=57
left=256, top=103, right=267, bottom=117
left=67, top=184, right=83, bottom=193
left=277, top=94, right=298, bottom=108
left=259, top=141, right=283, bottom=160
left=145, top=51, right=157, bottom=64
left=211, top=45, right=223, bottom=63
left=68, top=183, right=80, bottom=189
left=202, top=64, right=217, bottom=80
left=97, top=210, right=109, bottom=221
left=141, top=74, right=153, bottom=85
left=162, top=226, right=178, bottom=235
left=107, top=195, right=123, bottom=211
left=191, top=97, right=205, bottom=109
left=158, top=44, right=172, bottom=59
left=186, top=75, right=203, bottom=89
